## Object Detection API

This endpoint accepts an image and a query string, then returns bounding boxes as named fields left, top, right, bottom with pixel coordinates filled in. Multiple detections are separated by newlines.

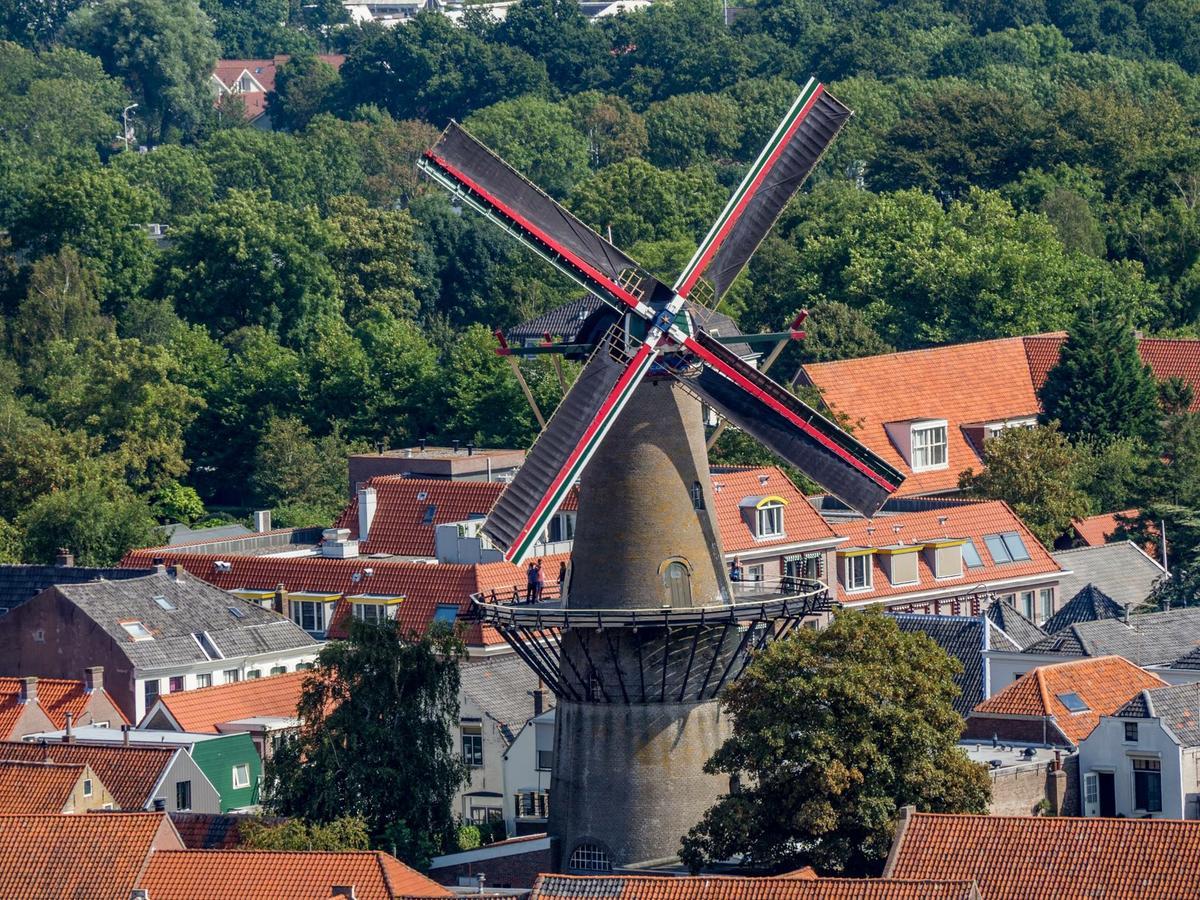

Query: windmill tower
left=420, top=78, right=904, bottom=871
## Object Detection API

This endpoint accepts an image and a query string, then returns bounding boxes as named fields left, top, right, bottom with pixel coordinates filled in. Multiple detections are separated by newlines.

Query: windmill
left=421, top=78, right=904, bottom=870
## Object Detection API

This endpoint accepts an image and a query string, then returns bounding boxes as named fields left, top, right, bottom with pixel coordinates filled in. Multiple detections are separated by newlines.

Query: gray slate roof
left=1023, top=606, right=1200, bottom=667
left=460, top=652, right=553, bottom=745
left=890, top=613, right=987, bottom=716
left=0, top=565, right=152, bottom=617
left=506, top=295, right=606, bottom=342
left=52, top=572, right=318, bottom=670
left=985, top=600, right=1046, bottom=649
left=1117, top=682, right=1200, bottom=746
left=1043, top=584, right=1126, bottom=635
left=159, top=523, right=253, bottom=545
left=1052, top=542, right=1165, bottom=610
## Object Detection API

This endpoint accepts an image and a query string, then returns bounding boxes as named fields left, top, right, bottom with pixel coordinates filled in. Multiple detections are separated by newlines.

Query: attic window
left=422, top=504, right=437, bottom=524
left=153, top=595, right=175, bottom=611
left=193, top=631, right=224, bottom=660
left=120, top=621, right=153, bottom=641
left=757, top=502, right=784, bottom=538
left=1058, top=692, right=1089, bottom=713
left=227, top=606, right=246, bottom=619
left=984, top=531, right=1032, bottom=564
left=911, top=422, right=948, bottom=471
left=962, top=539, right=984, bottom=568
left=434, top=604, right=459, bottom=624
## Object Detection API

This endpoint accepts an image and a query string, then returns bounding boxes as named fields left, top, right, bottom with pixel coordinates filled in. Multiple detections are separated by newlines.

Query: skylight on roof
left=1001, top=531, right=1031, bottom=561
left=961, top=539, right=984, bottom=568
left=227, top=606, right=246, bottom=619
left=984, top=531, right=1031, bottom=564
left=120, top=621, right=153, bottom=641
left=1058, top=692, right=1089, bottom=713
left=193, top=631, right=224, bottom=661
left=152, top=595, right=175, bottom=611
left=422, top=504, right=436, bottom=524
left=433, top=604, right=458, bottom=624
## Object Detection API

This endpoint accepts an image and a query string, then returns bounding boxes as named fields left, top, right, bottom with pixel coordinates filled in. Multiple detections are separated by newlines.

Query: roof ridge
left=805, top=334, right=1035, bottom=371
left=1033, top=667, right=1053, bottom=715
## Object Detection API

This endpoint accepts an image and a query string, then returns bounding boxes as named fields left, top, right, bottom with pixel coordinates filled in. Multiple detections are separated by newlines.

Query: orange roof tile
left=1072, top=509, right=1138, bottom=547
left=530, top=874, right=979, bottom=900
left=972, top=655, right=1166, bottom=744
left=0, top=760, right=87, bottom=813
left=0, top=693, right=36, bottom=739
left=0, top=740, right=176, bottom=810
left=887, top=811, right=1200, bottom=899
left=138, top=849, right=451, bottom=899
left=0, top=677, right=127, bottom=731
left=829, top=500, right=1061, bottom=603
left=710, top=467, right=838, bottom=553
left=211, top=54, right=345, bottom=93
left=0, top=811, right=181, bottom=899
left=150, top=671, right=307, bottom=733
left=802, top=336, right=1044, bottom=494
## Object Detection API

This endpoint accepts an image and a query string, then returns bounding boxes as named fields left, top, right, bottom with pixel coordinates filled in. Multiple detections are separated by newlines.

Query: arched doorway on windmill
left=659, top=557, right=693, bottom=608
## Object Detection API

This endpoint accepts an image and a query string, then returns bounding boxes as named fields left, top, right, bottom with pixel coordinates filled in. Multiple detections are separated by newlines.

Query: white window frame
left=1039, top=588, right=1054, bottom=623
left=291, top=600, right=326, bottom=634
left=232, top=764, right=250, bottom=790
left=756, top=503, right=784, bottom=538
left=911, top=421, right=948, bottom=471
left=119, top=621, right=154, bottom=641
left=83, top=778, right=92, bottom=797
left=844, top=554, right=873, bottom=592
left=1021, top=590, right=1035, bottom=620
left=354, top=602, right=387, bottom=625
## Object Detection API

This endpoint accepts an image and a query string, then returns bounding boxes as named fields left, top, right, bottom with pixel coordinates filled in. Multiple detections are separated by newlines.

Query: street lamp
left=121, top=103, right=139, bottom=151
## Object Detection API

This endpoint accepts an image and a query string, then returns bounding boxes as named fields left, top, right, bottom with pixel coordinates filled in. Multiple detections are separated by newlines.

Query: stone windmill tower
left=420, top=79, right=903, bottom=871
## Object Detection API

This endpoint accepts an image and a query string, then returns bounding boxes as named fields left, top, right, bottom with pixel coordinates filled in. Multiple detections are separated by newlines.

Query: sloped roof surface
left=888, top=812, right=1200, bottom=899
left=1024, top=606, right=1200, bottom=665
left=138, top=849, right=450, bottom=899
left=1118, top=682, right=1200, bottom=746
left=169, top=812, right=282, bottom=849
left=0, top=812, right=177, bottom=900
left=0, top=564, right=150, bottom=614
left=0, top=676, right=127, bottom=730
left=151, top=671, right=306, bottom=733
left=531, top=874, right=978, bottom=900
left=211, top=54, right=345, bottom=93
left=829, top=501, right=1061, bottom=602
left=506, top=294, right=607, bottom=341
left=712, top=467, right=837, bottom=553
left=0, top=760, right=85, bottom=813
left=52, top=572, right=317, bottom=669
left=1041, top=584, right=1126, bottom=635
left=1051, top=542, right=1164, bottom=611
left=0, top=740, right=175, bottom=810
left=984, top=600, right=1045, bottom=649
left=460, top=653, right=551, bottom=745
left=889, top=614, right=985, bottom=716
left=1070, top=509, right=1136, bottom=547
left=972, top=655, right=1166, bottom=745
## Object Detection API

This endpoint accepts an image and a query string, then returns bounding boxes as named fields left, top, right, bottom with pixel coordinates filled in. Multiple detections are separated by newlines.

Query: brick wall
left=987, top=755, right=1079, bottom=817
left=428, top=847, right=552, bottom=890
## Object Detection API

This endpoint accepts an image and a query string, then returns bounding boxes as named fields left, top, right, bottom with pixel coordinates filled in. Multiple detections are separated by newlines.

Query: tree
left=1039, top=298, right=1161, bottom=444
left=158, top=190, right=341, bottom=346
left=153, top=480, right=205, bottom=524
left=495, top=0, right=610, bottom=92
left=111, top=144, right=216, bottom=220
left=263, top=620, right=468, bottom=865
left=270, top=54, right=341, bottom=132
left=19, top=477, right=158, bottom=565
left=239, top=817, right=370, bottom=851
left=65, top=0, right=220, bottom=140
left=464, top=96, right=590, bottom=198
left=9, top=248, right=111, bottom=364
left=958, top=423, right=1091, bottom=546
left=252, top=416, right=354, bottom=523
left=644, top=92, right=742, bottom=168
left=0, top=0, right=87, bottom=46
left=325, top=195, right=419, bottom=323
left=0, top=395, right=98, bottom=521
left=565, top=92, right=648, bottom=168
left=681, top=608, right=991, bottom=875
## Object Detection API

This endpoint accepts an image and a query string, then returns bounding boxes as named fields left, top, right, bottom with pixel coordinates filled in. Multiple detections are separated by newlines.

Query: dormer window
left=757, top=502, right=783, bottom=537
left=911, top=422, right=948, bottom=471
left=841, top=551, right=874, bottom=592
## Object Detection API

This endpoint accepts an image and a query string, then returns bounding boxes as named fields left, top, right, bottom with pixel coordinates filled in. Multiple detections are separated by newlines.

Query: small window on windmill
left=422, top=504, right=436, bottom=524
left=691, top=481, right=705, bottom=510
left=587, top=669, right=604, bottom=702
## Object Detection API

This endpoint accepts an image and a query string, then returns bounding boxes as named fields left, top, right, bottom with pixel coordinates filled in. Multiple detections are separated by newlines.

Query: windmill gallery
left=419, top=79, right=905, bottom=871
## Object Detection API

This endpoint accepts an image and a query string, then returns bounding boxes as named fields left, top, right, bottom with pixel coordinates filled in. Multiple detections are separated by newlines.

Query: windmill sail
left=485, top=335, right=658, bottom=562
left=421, top=123, right=669, bottom=313
left=681, top=331, right=902, bottom=516
left=674, top=80, right=852, bottom=302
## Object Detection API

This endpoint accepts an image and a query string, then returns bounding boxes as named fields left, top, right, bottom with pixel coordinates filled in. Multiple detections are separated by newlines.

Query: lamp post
left=121, top=103, right=138, bottom=151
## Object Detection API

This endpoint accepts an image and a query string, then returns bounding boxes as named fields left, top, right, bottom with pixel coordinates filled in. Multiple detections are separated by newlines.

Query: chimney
left=467, top=442, right=475, bottom=456
left=19, top=676, right=37, bottom=706
left=55, top=548, right=74, bottom=568
left=358, top=487, right=378, bottom=544
left=153, top=797, right=166, bottom=811
left=122, top=724, right=131, bottom=746
left=153, top=562, right=167, bottom=575
left=84, top=666, right=103, bottom=694
left=478, top=873, right=486, bottom=895
left=65, top=712, right=73, bottom=742
left=418, top=437, right=427, bottom=452
left=532, top=689, right=544, bottom=717
left=452, top=439, right=461, bottom=453
left=331, top=888, right=356, bottom=900
left=253, top=510, right=272, bottom=533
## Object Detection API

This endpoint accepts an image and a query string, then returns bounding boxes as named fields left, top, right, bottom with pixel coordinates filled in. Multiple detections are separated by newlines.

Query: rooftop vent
left=214, top=561, right=232, bottom=573
left=758, top=474, right=769, bottom=486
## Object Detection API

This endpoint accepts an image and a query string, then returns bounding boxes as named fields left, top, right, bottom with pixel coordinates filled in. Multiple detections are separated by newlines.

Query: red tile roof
left=211, top=54, right=346, bottom=94
left=802, top=332, right=1200, bottom=495
left=0, top=760, right=87, bottom=813
left=829, top=500, right=1062, bottom=603
left=0, top=676, right=127, bottom=731
left=0, top=812, right=182, bottom=899
left=0, top=689, right=42, bottom=739
left=711, top=467, right=838, bottom=553
left=1072, top=509, right=1138, bottom=547
left=886, top=811, right=1200, bottom=899
left=138, top=849, right=451, bottom=899
left=530, top=874, right=980, bottom=900
left=971, top=655, right=1166, bottom=745
left=0, top=740, right=176, bottom=810
left=149, top=671, right=307, bottom=733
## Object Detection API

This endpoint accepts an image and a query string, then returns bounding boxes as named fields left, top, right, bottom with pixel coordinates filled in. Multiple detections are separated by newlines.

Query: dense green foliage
left=3, top=0, right=1200, bottom=559
left=263, top=620, right=468, bottom=866
left=681, top=609, right=991, bottom=875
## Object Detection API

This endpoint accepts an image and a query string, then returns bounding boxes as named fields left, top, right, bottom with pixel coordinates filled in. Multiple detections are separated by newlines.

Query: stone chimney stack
left=19, top=677, right=37, bottom=705
left=358, top=487, right=377, bottom=544
left=84, top=667, right=103, bottom=694
left=55, top=548, right=74, bottom=567
left=254, top=510, right=272, bottom=533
